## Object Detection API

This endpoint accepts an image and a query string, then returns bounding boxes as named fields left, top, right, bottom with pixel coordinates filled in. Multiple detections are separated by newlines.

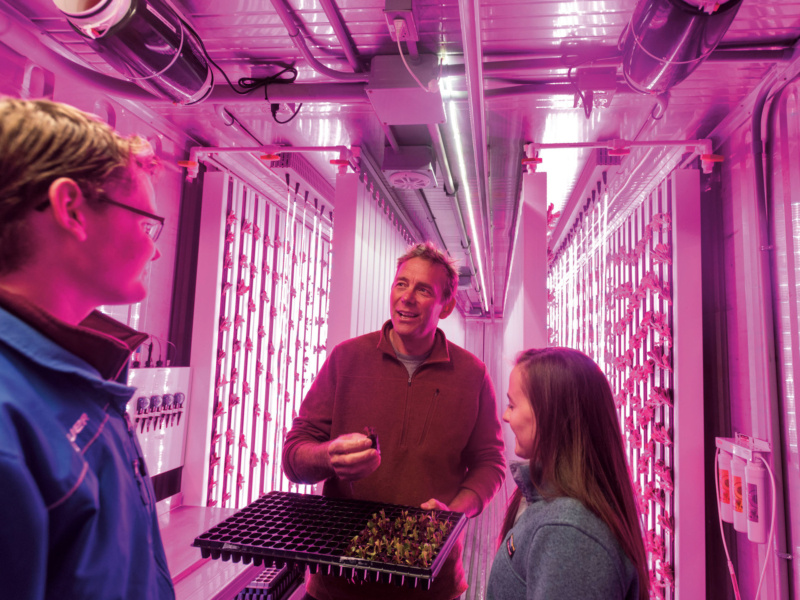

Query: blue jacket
left=0, top=298, right=175, bottom=600
left=487, top=463, right=639, bottom=600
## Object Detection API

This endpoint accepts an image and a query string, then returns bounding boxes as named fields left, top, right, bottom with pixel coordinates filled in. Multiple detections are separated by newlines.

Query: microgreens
left=344, top=509, right=453, bottom=568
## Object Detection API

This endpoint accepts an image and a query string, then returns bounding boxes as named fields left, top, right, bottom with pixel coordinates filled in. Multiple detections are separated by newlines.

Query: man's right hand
left=327, top=432, right=381, bottom=481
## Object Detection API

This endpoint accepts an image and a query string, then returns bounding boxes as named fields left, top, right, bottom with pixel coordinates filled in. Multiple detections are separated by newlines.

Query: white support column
left=672, top=168, right=705, bottom=598
left=184, top=172, right=228, bottom=506
left=519, top=171, right=549, bottom=350
left=326, top=172, right=365, bottom=349
left=500, top=172, right=549, bottom=466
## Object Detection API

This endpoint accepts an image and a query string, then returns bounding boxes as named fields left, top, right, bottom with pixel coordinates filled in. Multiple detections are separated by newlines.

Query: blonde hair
left=0, top=98, right=158, bottom=273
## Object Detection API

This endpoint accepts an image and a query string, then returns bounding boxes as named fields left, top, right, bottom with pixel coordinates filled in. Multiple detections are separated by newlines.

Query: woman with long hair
left=487, top=347, right=649, bottom=600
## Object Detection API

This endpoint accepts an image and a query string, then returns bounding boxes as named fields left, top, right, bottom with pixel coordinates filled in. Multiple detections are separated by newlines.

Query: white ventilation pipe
left=53, top=0, right=213, bottom=104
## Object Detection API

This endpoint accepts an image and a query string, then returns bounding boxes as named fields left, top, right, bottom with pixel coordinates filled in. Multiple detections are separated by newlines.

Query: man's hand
left=328, top=432, right=381, bottom=481
left=285, top=431, right=381, bottom=484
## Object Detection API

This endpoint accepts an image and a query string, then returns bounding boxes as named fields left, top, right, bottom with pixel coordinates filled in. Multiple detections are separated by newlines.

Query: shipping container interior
left=2, top=0, right=800, bottom=597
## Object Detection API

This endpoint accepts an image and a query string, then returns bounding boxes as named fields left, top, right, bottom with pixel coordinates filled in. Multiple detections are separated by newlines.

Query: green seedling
left=344, top=509, right=453, bottom=569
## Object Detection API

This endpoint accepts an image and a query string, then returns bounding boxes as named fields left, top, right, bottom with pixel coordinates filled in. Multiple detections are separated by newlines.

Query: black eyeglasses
left=35, top=195, right=165, bottom=241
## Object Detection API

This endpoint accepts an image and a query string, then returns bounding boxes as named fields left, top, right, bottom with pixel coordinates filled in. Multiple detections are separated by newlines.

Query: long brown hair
left=500, top=347, right=649, bottom=600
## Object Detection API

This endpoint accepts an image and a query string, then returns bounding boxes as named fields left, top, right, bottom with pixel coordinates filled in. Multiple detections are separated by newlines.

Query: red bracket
left=330, top=158, right=351, bottom=174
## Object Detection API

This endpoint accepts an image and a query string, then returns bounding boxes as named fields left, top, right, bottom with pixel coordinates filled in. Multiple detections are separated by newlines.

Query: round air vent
left=387, top=170, right=434, bottom=190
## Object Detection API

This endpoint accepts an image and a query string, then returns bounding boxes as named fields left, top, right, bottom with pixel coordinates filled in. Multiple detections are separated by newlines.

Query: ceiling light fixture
left=441, top=74, right=490, bottom=314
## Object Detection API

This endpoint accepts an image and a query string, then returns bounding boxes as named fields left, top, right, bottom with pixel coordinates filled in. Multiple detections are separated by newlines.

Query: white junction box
left=366, top=54, right=446, bottom=125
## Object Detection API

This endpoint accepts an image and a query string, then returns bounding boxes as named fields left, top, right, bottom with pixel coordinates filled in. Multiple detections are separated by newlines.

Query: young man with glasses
left=0, top=98, right=174, bottom=598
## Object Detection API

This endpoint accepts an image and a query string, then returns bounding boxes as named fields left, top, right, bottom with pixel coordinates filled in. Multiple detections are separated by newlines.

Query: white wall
left=499, top=172, right=549, bottom=464
left=327, top=173, right=411, bottom=347
left=438, top=308, right=466, bottom=347
left=717, top=115, right=790, bottom=599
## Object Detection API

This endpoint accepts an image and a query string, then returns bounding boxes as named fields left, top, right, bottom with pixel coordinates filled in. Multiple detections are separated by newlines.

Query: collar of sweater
left=377, top=319, right=452, bottom=364
left=511, top=461, right=561, bottom=504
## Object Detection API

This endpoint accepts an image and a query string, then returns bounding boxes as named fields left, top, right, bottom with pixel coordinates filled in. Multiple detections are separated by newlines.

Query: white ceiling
left=2, top=0, right=799, bottom=316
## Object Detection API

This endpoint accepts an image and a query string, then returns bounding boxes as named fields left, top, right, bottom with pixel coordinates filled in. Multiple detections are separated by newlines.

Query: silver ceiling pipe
left=458, top=0, right=494, bottom=315
left=705, top=47, right=794, bottom=62
left=413, top=189, right=449, bottom=252
left=269, top=0, right=368, bottom=82
left=318, top=0, right=363, bottom=73
left=427, top=124, right=480, bottom=289
left=427, top=124, right=456, bottom=196
left=484, top=83, right=639, bottom=99
left=442, top=46, right=791, bottom=79
left=484, top=83, right=578, bottom=98
left=206, top=82, right=369, bottom=104
left=443, top=56, right=618, bottom=77
left=53, top=0, right=213, bottom=104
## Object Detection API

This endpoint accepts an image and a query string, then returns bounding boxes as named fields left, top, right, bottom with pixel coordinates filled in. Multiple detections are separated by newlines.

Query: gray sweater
left=487, top=463, right=640, bottom=600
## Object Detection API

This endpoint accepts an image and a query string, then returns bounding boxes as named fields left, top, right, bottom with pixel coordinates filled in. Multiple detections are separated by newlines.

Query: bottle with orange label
left=717, top=448, right=733, bottom=523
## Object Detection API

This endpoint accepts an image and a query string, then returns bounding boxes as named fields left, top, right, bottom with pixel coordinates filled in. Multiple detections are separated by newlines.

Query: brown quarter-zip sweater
left=283, top=320, right=506, bottom=600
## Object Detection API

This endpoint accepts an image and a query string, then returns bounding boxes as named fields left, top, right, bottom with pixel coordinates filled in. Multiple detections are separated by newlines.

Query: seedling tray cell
left=235, top=562, right=302, bottom=599
left=192, top=491, right=467, bottom=589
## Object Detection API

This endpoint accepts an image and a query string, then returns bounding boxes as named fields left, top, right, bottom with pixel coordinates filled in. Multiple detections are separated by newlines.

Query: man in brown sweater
left=283, top=241, right=506, bottom=600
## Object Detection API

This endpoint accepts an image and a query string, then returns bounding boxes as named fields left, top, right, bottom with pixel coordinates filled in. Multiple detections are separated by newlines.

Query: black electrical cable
left=148, top=334, right=178, bottom=366
left=181, top=16, right=304, bottom=123
left=151, top=335, right=162, bottom=364
left=268, top=99, right=303, bottom=124
left=567, top=66, right=592, bottom=120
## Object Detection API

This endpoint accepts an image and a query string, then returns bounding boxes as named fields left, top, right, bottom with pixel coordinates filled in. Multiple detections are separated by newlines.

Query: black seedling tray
left=235, top=562, right=302, bottom=599
left=192, top=491, right=467, bottom=590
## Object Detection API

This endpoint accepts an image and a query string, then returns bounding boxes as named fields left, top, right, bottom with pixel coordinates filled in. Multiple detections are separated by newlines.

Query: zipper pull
left=131, top=458, right=149, bottom=505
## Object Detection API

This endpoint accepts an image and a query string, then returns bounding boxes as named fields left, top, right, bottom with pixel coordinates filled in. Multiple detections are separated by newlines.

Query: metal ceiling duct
left=620, top=0, right=743, bottom=95
left=53, top=0, right=213, bottom=104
